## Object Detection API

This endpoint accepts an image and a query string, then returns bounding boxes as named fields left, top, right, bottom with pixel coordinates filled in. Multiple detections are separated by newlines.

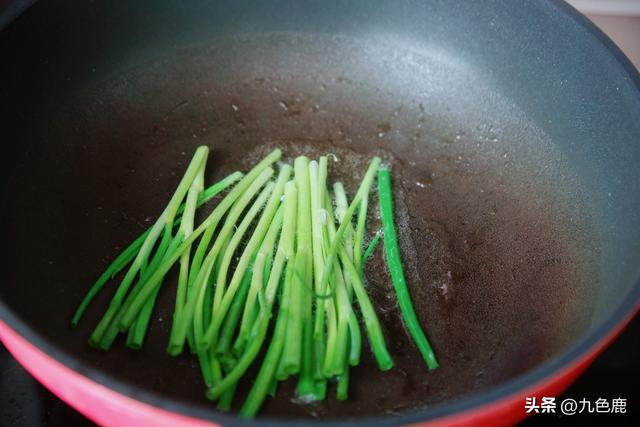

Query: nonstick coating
left=1, top=0, right=639, bottom=424
left=0, top=31, right=600, bottom=418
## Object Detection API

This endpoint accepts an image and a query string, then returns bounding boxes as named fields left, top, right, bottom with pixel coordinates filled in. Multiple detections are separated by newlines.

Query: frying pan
left=1, top=0, right=639, bottom=425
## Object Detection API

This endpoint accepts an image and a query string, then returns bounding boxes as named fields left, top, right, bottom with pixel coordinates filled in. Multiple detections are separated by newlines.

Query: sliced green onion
left=234, top=204, right=285, bottom=355
left=325, top=192, right=389, bottom=370
left=362, top=232, right=381, bottom=267
left=74, top=148, right=442, bottom=418
left=238, top=182, right=298, bottom=417
left=191, top=173, right=274, bottom=351
left=121, top=151, right=281, bottom=345
left=378, top=167, right=438, bottom=370
left=202, top=166, right=291, bottom=352
left=317, top=157, right=381, bottom=315
left=71, top=171, right=243, bottom=329
left=88, top=147, right=209, bottom=346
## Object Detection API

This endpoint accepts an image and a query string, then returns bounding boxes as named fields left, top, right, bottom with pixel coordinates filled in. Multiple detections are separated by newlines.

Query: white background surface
left=568, top=0, right=640, bottom=69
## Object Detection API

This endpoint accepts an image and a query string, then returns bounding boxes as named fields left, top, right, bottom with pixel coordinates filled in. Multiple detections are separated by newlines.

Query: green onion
left=331, top=182, right=362, bottom=369
left=238, top=268, right=289, bottom=418
left=71, top=231, right=149, bottom=328
left=211, top=353, right=223, bottom=381
left=233, top=204, right=285, bottom=355
left=295, top=157, right=316, bottom=399
left=316, top=157, right=381, bottom=321
left=96, top=225, right=175, bottom=350
left=88, top=146, right=209, bottom=346
left=353, top=186, right=369, bottom=273
left=334, top=182, right=356, bottom=262
left=215, top=265, right=253, bottom=356
left=75, top=147, right=441, bottom=418
left=362, top=232, right=381, bottom=268
left=307, top=158, right=330, bottom=398
left=125, top=152, right=210, bottom=350
left=330, top=180, right=363, bottom=368
left=205, top=258, right=283, bottom=399
left=171, top=156, right=207, bottom=341
left=198, top=180, right=276, bottom=348
left=200, top=165, right=291, bottom=352
left=71, top=171, right=243, bottom=329
left=190, top=170, right=274, bottom=351
left=126, top=229, right=186, bottom=349
left=279, top=157, right=311, bottom=378
left=377, top=167, right=438, bottom=370
left=324, top=192, right=392, bottom=371
left=336, top=367, right=350, bottom=400
left=238, top=181, right=297, bottom=416
left=152, top=149, right=281, bottom=355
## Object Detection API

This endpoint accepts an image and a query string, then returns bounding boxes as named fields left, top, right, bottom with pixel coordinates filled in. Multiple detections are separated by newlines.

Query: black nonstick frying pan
left=1, top=1, right=639, bottom=426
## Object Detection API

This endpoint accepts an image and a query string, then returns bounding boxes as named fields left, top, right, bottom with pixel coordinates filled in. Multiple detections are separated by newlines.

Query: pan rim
left=1, top=0, right=640, bottom=425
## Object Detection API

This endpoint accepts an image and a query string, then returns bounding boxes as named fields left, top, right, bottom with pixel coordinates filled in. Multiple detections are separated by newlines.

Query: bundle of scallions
left=72, top=146, right=438, bottom=417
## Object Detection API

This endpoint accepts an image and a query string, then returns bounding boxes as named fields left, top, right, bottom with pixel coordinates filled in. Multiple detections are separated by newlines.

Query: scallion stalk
left=88, top=146, right=209, bottom=345
left=238, top=181, right=298, bottom=416
left=377, top=167, right=438, bottom=370
left=325, top=192, right=393, bottom=371
left=191, top=174, right=274, bottom=350
left=199, top=165, right=291, bottom=351
left=121, top=150, right=281, bottom=348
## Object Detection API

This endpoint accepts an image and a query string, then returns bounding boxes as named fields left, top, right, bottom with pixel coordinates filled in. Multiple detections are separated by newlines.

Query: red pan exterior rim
left=0, top=319, right=218, bottom=427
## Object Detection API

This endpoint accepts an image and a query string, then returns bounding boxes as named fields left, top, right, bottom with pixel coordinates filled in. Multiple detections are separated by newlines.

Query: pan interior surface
left=0, top=32, right=599, bottom=418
